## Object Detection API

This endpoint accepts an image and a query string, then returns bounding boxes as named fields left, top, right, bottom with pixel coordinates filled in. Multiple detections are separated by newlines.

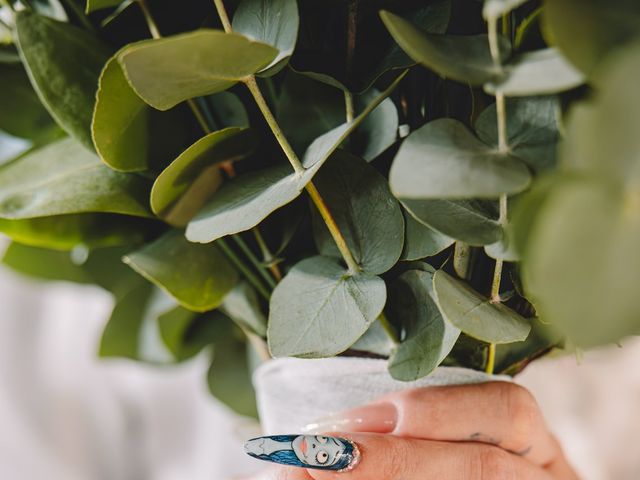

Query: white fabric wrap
left=254, top=357, right=507, bottom=434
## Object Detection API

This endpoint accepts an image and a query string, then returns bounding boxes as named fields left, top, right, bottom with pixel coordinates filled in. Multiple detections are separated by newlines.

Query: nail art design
left=244, top=434, right=360, bottom=472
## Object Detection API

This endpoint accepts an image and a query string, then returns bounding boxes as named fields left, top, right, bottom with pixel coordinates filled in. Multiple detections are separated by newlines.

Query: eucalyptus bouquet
left=1, top=0, right=639, bottom=417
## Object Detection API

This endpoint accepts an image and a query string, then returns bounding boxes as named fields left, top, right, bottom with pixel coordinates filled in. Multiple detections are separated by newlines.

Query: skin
left=237, top=382, right=579, bottom=480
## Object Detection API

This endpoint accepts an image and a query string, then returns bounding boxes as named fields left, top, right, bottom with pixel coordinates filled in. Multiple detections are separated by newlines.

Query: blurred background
left=1, top=132, right=639, bottom=480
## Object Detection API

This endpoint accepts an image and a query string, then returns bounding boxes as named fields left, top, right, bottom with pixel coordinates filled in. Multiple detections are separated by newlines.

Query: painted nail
left=244, top=434, right=361, bottom=472
left=301, top=403, right=398, bottom=434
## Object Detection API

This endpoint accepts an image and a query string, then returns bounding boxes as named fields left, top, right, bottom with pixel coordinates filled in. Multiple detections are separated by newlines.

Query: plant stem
left=213, top=0, right=361, bottom=274
left=244, top=76, right=305, bottom=174
left=232, top=235, right=277, bottom=290
left=252, top=228, right=282, bottom=281
left=138, top=0, right=160, bottom=38
left=218, top=238, right=271, bottom=302
left=344, top=91, right=355, bottom=123
left=379, top=312, right=400, bottom=345
left=485, top=343, right=496, bottom=374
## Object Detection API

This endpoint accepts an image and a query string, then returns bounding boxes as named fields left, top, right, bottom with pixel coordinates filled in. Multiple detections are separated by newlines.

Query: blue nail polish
left=244, top=434, right=360, bottom=472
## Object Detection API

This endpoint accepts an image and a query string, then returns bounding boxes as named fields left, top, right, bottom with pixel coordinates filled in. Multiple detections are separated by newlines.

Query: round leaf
left=268, top=256, right=386, bottom=358
left=402, top=198, right=502, bottom=246
left=124, top=230, right=239, bottom=312
left=433, top=269, right=531, bottom=343
left=400, top=208, right=453, bottom=261
left=15, top=11, right=112, bottom=149
left=387, top=269, right=460, bottom=381
left=0, top=138, right=152, bottom=219
left=118, top=30, right=278, bottom=110
left=389, top=118, right=531, bottom=199
left=311, top=152, right=404, bottom=275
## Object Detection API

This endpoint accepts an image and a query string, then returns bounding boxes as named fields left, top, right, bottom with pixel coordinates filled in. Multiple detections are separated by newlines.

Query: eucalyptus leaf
left=0, top=138, right=152, bottom=219
left=311, top=153, right=404, bottom=275
left=402, top=198, right=501, bottom=246
left=0, top=64, right=53, bottom=140
left=381, top=11, right=509, bottom=86
left=268, top=256, right=386, bottom=358
left=151, top=128, right=257, bottom=226
left=483, top=0, right=528, bottom=19
left=15, top=11, right=112, bottom=149
left=475, top=96, right=560, bottom=173
left=220, top=281, right=267, bottom=337
left=0, top=214, right=150, bottom=250
left=232, top=0, right=299, bottom=75
left=2, top=241, right=93, bottom=283
left=118, top=30, right=278, bottom=110
left=350, top=320, right=396, bottom=357
left=92, top=52, right=194, bottom=172
left=387, top=269, right=460, bottom=381
left=389, top=118, right=531, bottom=199
left=186, top=166, right=311, bottom=244
left=207, top=319, right=258, bottom=418
left=485, top=48, right=584, bottom=96
left=124, top=230, right=238, bottom=312
left=433, top=269, right=531, bottom=343
left=100, top=282, right=176, bottom=363
left=400, top=208, right=453, bottom=261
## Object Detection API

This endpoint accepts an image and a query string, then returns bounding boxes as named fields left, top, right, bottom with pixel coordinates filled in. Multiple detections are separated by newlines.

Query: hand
left=240, top=382, right=578, bottom=479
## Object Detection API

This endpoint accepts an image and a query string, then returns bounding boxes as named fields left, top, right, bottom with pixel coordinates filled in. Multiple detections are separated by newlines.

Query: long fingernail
left=244, top=434, right=361, bottom=472
left=301, top=403, right=397, bottom=434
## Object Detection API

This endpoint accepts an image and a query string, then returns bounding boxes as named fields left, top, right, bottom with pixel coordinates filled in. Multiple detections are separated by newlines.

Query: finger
left=236, top=465, right=313, bottom=480
left=303, top=382, right=556, bottom=465
left=306, top=433, right=553, bottom=480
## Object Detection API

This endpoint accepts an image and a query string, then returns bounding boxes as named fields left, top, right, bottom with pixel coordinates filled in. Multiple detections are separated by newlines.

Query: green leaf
left=203, top=92, right=250, bottom=129
left=485, top=48, right=584, bottom=96
left=400, top=208, right=453, bottom=261
left=151, top=128, right=257, bottom=226
left=475, top=96, right=560, bottom=173
left=124, top=230, right=238, bottom=312
left=232, top=0, right=299, bottom=75
left=402, top=198, right=501, bottom=246
left=390, top=118, right=531, bottom=199
left=433, top=269, right=531, bottom=343
left=381, top=10, right=508, bottom=86
left=483, top=0, right=528, bottom=19
left=302, top=72, right=405, bottom=168
left=159, top=309, right=227, bottom=362
left=86, top=0, right=122, bottom=12
left=0, top=214, right=150, bottom=250
left=542, top=0, right=640, bottom=76
left=207, top=318, right=258, bottom=418
left=220, top=281, right=267, bottom=337
left=0, top=138, right=152, bottom=219
left=387, top=269, right=460, bottom=381
left=495, top=319, right=562, bottom=375
left=2, top=241, right=93, bottom=283
left=92, top=52, right=194, bottom=172
left=350, top=320, right=396, bottom=357
left=311, top=153, right=404, bottom=274
left=118, top=30, right=278, bottom=110
left=291, top=0, right=451, bottom=92
left=0, top=64, right=53, bottom=140
left=186, top=165, right=312, bottom=243
left=15, top=11, right=112, bottom=149
left=100, top=283, right=175, bottom=363
left=268, top=256, right=386, bottom=358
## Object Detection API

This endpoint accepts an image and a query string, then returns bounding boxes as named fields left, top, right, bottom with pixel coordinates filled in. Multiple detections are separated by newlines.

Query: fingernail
left=301, top=403, right=397, bottom=434
left=244, top=434, right=361, bottom=472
